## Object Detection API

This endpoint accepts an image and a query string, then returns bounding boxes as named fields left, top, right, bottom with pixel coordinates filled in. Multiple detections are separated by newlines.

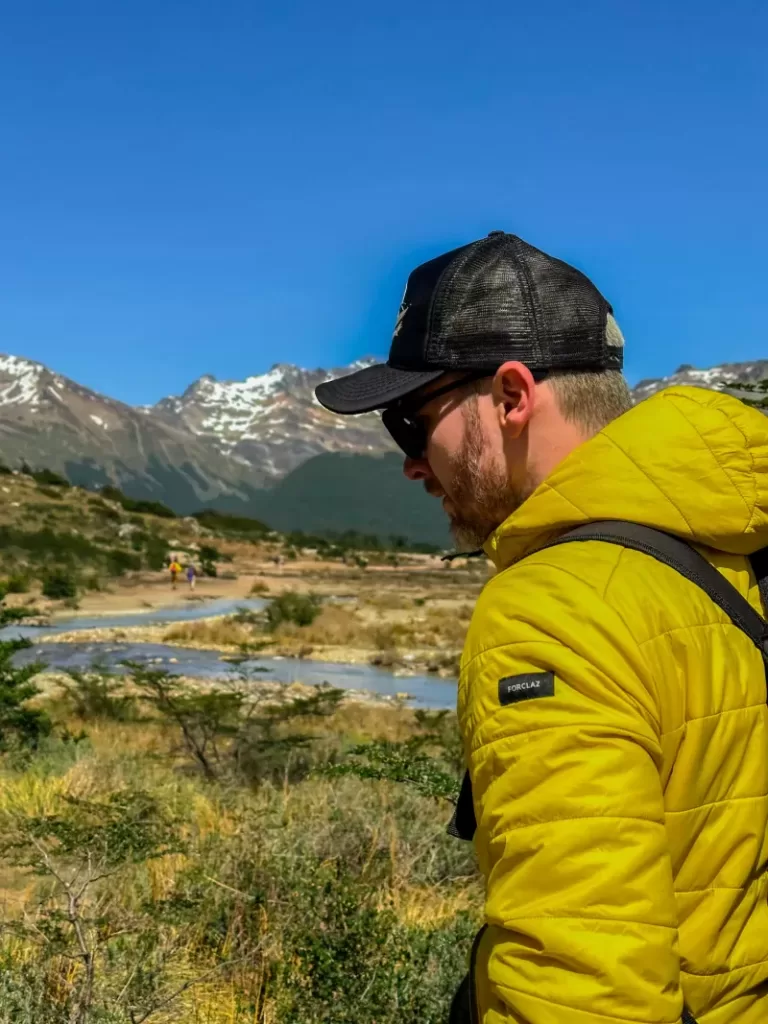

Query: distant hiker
left=185, top=563, right=196, bottom=591
left=168, top=559, right=182, bottom=590
left=316, top=231, right=768, bottom=1023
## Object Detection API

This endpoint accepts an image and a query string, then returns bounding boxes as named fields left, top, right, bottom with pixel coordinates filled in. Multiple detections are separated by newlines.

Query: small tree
left=129, top=664, right=344, bottom=786
left=59, top=669, right=139, bottom=722
left=129, top=665, right=247, bottom=781
left=0, top=600, right=51, bottom=751
left=321, top=709, right=464, bottom=802
left=0, top=790, right=183, bottom=1024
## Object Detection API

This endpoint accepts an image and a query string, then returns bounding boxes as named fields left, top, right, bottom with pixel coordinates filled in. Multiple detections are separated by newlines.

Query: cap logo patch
left=392, top=303, right=409, bottom=338
left=498, top=671, right=555, bottom=706
left=392, top=281, right=411, bottom=338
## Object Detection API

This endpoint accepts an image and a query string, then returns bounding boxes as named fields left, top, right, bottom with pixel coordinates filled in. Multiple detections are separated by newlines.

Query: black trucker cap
left=315, top=231, right=621, bottom=414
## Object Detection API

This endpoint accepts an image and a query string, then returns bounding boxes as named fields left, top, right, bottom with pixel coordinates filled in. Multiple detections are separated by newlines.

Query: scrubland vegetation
left=0, top=587, right=480, bottom=1023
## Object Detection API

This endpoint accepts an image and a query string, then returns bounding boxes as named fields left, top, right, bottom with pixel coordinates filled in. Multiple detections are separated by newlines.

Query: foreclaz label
left=498, top=671, right=555, bottom=707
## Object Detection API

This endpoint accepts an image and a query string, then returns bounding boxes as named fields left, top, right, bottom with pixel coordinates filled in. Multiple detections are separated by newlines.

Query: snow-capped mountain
left=150, top=360, right=394, bottom=479
left=0, top=351, right=765, bottom=518
left=0, top=354, right=267, bottom=511
left=631, top=359, right=768, bottom=402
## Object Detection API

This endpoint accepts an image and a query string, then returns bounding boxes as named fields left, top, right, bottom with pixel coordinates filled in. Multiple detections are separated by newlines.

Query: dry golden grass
left=380, top=884, right=477, bottom=927
left=274, top=604, right=365, bottom=647
left=0, top=693, right=480, bottom=1023
left=363, top=603, right=473, bottom=651
left=163, top=617, right=256, bottom=648
left=271, top=596, right=474, bottom=656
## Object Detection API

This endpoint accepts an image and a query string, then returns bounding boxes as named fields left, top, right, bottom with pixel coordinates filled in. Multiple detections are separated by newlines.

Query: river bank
left=35, top=617, right=460, bottom=676
left=2, top=558, right=480, bottom=709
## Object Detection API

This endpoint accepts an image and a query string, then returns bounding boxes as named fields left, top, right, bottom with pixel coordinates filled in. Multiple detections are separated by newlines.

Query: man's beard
left=442, top=403, right=531, bottom=550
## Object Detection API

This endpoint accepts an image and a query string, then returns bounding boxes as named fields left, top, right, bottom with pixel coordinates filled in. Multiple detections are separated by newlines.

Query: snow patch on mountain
left=0, top=355, right=47, bottom=407
left=149, top=360, right=394, bottom=479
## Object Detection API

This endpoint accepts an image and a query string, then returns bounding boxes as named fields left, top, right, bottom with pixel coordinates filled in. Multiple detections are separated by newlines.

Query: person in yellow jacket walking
left=316, top=232, right=768, bottom=1023
left=168, top=558, right=182, bottom=590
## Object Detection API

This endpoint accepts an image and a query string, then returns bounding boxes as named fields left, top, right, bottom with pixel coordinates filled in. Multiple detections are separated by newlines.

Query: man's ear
left=491, top=362, right=537, bottom=439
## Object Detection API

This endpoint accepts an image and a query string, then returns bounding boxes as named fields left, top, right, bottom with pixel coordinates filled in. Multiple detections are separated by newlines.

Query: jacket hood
left=484, top=385, right=768, bottom=571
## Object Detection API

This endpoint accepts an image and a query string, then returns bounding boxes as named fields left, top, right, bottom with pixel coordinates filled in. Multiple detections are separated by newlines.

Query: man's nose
left=403, top=455, right=431, bottom=481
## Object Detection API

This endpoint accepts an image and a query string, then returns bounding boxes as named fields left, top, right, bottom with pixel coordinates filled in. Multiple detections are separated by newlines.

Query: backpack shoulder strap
left=536, top=520, right=768, bottom=665
left=447, top=767, right=477, bottom=841
left=749, top=546, right=768, bottom=617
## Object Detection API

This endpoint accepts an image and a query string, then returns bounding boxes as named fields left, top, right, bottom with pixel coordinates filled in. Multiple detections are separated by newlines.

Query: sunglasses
left=382, top=372, right=489, bottom=460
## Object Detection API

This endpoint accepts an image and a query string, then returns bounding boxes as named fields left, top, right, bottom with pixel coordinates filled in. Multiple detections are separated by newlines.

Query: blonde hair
left=546, top=315, right=632, bottom=434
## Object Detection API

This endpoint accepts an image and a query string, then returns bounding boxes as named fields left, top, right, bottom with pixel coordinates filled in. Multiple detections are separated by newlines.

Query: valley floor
left=34, top=557, right=489, bottom=680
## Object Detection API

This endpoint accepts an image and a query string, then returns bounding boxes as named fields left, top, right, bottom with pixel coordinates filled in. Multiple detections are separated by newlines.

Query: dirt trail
left=47, top=573, right=258, bottom=620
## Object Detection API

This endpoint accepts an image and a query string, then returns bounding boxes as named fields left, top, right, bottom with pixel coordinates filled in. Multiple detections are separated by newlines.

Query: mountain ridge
left=0, top=350, right=765, bottom=541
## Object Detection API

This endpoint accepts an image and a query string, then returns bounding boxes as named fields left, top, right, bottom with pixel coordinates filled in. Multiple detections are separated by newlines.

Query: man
left=315, top=232, right=768, bottom=1022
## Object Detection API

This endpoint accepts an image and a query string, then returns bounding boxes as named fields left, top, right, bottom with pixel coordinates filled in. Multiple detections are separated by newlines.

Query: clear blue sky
left=1, top=1, right=765, bottom=406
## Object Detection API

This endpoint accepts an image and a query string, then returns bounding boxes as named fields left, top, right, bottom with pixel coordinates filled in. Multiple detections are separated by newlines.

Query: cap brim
left=314, top=363, right=444, bottom=414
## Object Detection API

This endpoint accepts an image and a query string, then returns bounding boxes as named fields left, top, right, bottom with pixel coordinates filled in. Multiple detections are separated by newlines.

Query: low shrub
left=199, top=543, right=228, bottom=563
left=24, top=466, right=70, bottom=488
left=41, top=570, right=78, bottom=600
left=3, top=574, right=29, bottom=595
left=276, top=605, right=365, bottom=647
left=191, top=508, right=270, bottom=537
left=100, top=485, right=176, bottom=519
left=144, top=534, right=169, bottom=571
left=59, top=670, right=139, bottom=722
left=266, top=591, right=322, bottom=630
left=88, top=497, right=122, bottom=521
left=105, top=547, right=142, bottom=576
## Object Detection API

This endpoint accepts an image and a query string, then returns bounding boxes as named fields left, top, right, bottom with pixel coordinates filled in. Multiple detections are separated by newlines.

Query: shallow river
left=1, top=598, right=458, bottom=710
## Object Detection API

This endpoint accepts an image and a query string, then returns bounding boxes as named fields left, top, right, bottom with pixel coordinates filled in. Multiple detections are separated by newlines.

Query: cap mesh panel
left=424, top=234, right=617, bottom=372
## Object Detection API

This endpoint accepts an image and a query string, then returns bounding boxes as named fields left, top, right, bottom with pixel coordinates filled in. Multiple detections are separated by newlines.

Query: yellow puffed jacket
left=458, top=385, right=768, bottom=1023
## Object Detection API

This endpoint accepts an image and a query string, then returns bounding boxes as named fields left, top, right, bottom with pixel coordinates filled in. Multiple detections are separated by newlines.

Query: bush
left=100, top=485, right=176, bottom=519
left=266, top=591, right=322, bottom=630
left=144, top=534, right=169, bottom=571
left=0, top=525, right=100, bottom=564
left=60, top=670, right=139, bottom=722
left=126, top=497, right=176, bottom=518
left=105, top=548, right=141, bottom=576
left=3, top=574, right=29, bottom=594
left=42, top=570, right=78, bottom=600
left=23, top=466, right=70, bottom=488
left=192, top=508, right=270, bottom=537
left=88, top=497, right=121, bottom=521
